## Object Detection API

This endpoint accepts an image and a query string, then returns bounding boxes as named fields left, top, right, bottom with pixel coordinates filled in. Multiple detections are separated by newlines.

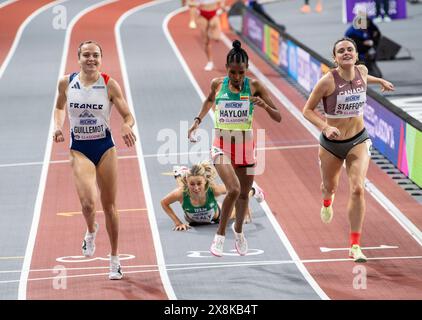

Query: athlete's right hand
left=188, top=122, right=199, bottom=142
left=122, top=123, right=136, bottom=147
left=322, top=126, right=341, bottom=140
left=173, top=223, right=191, bottom=231
left=53, top=129, right=64, bottom=143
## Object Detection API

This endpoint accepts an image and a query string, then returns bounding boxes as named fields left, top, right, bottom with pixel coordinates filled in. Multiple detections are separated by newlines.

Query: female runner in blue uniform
left=53, top=40, right=136, bottom=279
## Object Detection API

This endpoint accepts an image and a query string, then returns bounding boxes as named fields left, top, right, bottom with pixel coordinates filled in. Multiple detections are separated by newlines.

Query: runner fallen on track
left=160, top=162, right=265, bottom=231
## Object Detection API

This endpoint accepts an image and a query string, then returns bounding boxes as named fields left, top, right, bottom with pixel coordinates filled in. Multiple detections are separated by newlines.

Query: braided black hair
left=226, top=40, right=249, bottom=65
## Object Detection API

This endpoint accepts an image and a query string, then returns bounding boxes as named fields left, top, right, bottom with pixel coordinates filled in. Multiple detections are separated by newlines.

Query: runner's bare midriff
left=326, top=115, right=364, bottom=140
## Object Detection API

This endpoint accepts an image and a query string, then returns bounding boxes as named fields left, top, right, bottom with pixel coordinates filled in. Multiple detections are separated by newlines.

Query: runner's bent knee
left=238, top=192, right=249, bottom=200
left=226, top=183, right=240, bottom=198
left=350, top=181, right=365, bottom=197
left=81, top=200, right=95, bottom=215
left=321, top=182, right=337, bottom=194
left=102, top=203, right=117, bottom=216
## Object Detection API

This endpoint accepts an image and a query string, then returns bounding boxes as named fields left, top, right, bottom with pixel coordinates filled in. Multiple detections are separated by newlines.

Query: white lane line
left=0, top=143, right=319, bottom=168
left=0, top=0, right=19, bottom=10
left=260, top=201, right=330, bottom=299
left=142, top=143, right=318, bottom=158
left=260, top=144, right=318, bottom=151
left=320, top=245, right=399, bottom=253
left=219, top=34, right=422, bottom=247
left=164, top=7, right=329, bottom=300
left=115, top=0, right=177, bottom=301
left=0, top=256, right=24, bottom=260
left=0, top=161, right=52, bottom=168
left=0, top=0, right=69, bottom=80
left=18, top=0, right=119, bottom=301
left=3, top=255, right=422, bottom=284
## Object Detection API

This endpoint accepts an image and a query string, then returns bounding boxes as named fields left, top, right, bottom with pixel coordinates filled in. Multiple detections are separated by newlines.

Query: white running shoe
left=383, top=15, right=392, bottom=22
left=231, top=222, right=248, bottom=256
left=349, top=244, right=367, bottom=263
left=210, top=234, right=225, bottom=257
left=82, top=222, right=98, bottom=257
left=320, top=194, right=335, bottom=224
left=109, top=257, right=123, bottom=280
left=204, top=61, right=214, bottom=71
left=251, top=181, right=265, bottom=203
left=373, top=16, right=383, bottom=23
left=173, top=165, right=189, bottom=179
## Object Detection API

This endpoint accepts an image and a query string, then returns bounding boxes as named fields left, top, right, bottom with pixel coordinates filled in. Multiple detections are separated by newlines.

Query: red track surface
left=0, top=0, right=54, bottom=67
left=168, top=11, right=422, bottom=299
left=26, top=0, right=167, bottom=299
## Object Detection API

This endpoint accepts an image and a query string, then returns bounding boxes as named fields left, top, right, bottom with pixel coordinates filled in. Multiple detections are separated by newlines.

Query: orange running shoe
left=300, top=4, right=311, bottom=13
left=315, top=1, right=323, bottom=13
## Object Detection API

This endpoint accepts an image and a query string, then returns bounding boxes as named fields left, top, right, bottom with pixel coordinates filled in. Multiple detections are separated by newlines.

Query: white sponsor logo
left=364, top=104, right=395, bottom=149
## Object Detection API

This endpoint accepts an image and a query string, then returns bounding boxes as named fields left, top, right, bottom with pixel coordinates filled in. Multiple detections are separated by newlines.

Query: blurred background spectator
left=345, top=16, right=383, bottom=77
left=373, top=0, right=391, bottom=23
left=300, top=0, right=323, bottom=13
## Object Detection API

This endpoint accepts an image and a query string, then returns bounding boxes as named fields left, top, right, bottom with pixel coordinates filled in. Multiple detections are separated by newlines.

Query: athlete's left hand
left=380, top=79, right=395, bottom=92
left=122, top=123, right=136, bottom=147
left=250, top=96, right=267, bottom=109
left=173, top=223, right=191, bottom=231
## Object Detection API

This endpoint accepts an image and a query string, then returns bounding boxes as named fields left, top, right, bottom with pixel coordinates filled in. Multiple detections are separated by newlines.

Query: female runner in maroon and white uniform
left=303, top=37, right=394, bottom=262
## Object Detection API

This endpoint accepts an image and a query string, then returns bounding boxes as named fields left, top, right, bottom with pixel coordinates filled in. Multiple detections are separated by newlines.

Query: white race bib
left=72, top=118, right=106, bottom=140
left=217, top=100, right=250, bottom=124
left=186, top=207, right=215, bottom=223
left=334, top=92, right=366, bottom=117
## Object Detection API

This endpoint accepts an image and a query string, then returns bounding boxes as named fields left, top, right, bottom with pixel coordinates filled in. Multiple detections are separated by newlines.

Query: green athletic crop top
left=182, top=187, right=218, bottom=223
left=214, top=77, right=254, bottom=130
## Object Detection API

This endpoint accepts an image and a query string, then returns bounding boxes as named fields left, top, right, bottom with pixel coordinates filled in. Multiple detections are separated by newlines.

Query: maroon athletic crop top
left=322, top=66, right=367, bottom=118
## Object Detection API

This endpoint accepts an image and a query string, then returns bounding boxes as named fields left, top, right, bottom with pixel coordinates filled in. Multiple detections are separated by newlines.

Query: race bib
left=217, top=100, right=250, bottom=124
left=72, top=118, right=106, bottom=140
left=186, top=207, right=215, bottom=223
left=335, top=92, right=366, bottom=117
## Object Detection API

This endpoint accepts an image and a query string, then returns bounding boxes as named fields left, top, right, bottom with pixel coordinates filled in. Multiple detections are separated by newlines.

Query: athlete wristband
left=194, top=117, right=202, bottom=124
